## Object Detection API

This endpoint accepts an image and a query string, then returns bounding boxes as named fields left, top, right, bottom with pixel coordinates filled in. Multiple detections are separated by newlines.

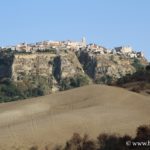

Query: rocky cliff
left=10, top=51, right=85, bottom=93
left=76, top=46, right=148, bottom=84
left=0, top=46, right=148, bottom=101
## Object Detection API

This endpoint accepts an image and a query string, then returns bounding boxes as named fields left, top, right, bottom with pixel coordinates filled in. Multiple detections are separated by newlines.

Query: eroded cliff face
left=77, top=50, right=148, bottom=84
left=0, top=52, right=14, bottom=79
left=11, top=51, right=84, bottom=93
left=0, top=49, right=148, bottom=95
left=94, top=54, right=136, bottom=83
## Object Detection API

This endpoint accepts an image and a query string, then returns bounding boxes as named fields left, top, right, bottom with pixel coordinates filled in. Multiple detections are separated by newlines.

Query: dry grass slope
left=0, top=84, right=150, bottom=150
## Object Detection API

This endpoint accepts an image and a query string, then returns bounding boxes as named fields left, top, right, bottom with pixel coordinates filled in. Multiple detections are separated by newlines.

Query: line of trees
left=28, top=124, right=150, bottom=150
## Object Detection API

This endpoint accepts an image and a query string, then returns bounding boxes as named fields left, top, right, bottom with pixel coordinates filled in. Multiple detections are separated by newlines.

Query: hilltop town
left=0, top=37, right=145, bottom=58
left=0, top=38, right=148, bottom=102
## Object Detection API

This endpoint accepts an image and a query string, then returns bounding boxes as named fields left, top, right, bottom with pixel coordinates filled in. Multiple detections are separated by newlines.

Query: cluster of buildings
left=0, top=38, right=144, bottom=58
left=84, top=44, right=111, bottom=55
left=80, top=44, right=144, bottom=58
left=0, top=37, right=86, bottom=53
left=112, top=46, right=144, bottom=58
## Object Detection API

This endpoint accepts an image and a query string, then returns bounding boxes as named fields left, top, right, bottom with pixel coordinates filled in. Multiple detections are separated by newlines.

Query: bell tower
left=82, top=37, right=86, bottom=46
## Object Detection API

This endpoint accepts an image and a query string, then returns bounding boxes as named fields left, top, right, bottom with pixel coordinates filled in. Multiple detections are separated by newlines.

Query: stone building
left=115, top=46, right=133, bottom=53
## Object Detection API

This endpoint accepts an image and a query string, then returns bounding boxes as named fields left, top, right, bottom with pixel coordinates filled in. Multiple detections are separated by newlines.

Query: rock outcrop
left=0, top=51, right=85, bottom=94
left=76, top=48, right=148, bottom=84
left=0, top=44, right=148, bottom=96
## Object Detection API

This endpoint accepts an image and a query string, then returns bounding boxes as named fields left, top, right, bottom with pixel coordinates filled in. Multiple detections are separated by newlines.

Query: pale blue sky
left=0, top=0, right=150, bottom=60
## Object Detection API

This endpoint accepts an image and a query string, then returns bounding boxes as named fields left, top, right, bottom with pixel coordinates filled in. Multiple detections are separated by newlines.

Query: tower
left=81, top=37, right=86, bottom=46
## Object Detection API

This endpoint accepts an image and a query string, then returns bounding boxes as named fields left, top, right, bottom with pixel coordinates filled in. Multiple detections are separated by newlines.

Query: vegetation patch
left=60, top=74, right=90, bottom=91
left=95, top=75, right=113, bottom=85
left=0, top=76, right=53, bottom=103
left=25, top=124, right=150, bottom=150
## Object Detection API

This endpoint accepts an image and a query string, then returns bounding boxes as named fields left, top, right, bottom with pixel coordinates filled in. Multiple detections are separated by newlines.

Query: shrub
left=96, top=75, right=113, bottom=85
left=146, top=65, right=150, bottom=72
left=60, top=74, right=90, bottom=90
left=117, top=64, right=150, bottom=86
left=132, top=58, right=144, bottom=71
left=0, top=76, right=50, bottom=103
left=136, top=125, right=150, bottom=140
left=64, top=133, right=96, bottom=150
left=0, top=82, right=24, bottom=102
left=82, top=134, right=96, bottom=150
left=131, top=87, right=141, bottom=93
left=52, top=145, right=63, bottom=150
left=25, top=125, right=150, bottom=150
left=82, top=140, right=96, bottom=150
left=29, top=146, right=38, bottom=150
left=64, top=133, right=82, bottom=150
left=37, top=48, right=56, bottom=54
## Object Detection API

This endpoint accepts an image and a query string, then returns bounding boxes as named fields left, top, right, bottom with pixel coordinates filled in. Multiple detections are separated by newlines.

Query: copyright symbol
left=126, top=141, right=131, bottom=146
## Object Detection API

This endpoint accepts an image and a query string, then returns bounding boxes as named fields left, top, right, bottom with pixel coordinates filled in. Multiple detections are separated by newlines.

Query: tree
left=132, top=58, right=144, bottom=71
left=60, top=74, right=90, bottom=91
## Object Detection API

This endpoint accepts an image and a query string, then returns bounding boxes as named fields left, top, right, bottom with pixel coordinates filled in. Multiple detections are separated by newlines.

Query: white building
left=115, top=46, right=133, bottom=53
left=137, top=52, right=144, bottom=57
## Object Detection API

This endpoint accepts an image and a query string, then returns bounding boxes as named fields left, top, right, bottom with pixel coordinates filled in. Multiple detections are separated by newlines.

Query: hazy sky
left=0, top=0, right=150, bottom=60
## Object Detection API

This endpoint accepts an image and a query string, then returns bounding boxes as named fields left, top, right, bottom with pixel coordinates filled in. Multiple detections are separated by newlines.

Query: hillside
left=0, top=50, right=90, bottom=102
left=116, top=66, right=150, bottom=96
left=0, top=84, right=150, bottom=150
left=0, top=44, right=148, bottom=102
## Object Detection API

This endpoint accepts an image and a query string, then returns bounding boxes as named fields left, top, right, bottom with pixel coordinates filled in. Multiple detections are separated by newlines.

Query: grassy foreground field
left=0, top=84, right=149, bottom=150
